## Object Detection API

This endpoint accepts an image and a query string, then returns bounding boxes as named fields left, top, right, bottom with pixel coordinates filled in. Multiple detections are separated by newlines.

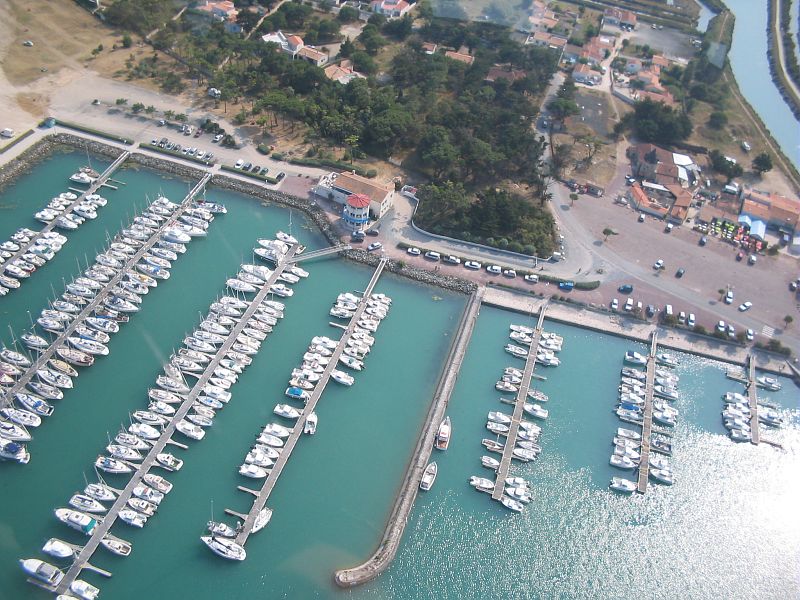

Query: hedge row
left=286, top=157, right=377, bottom=178
left=140, top=143, right=214, bottom=166
left=220, top=164, right=279, bottom=184
left=52, top=120, right=133, bottom=145
left=0, top=129, right=35, bottom=154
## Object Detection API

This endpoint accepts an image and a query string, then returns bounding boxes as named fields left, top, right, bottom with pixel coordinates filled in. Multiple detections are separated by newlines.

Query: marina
left=747, top=354, right=761, bottom=445
left=635, top=333, right=658, bottom=494
left=0, top=174, right=212, bottom=422
left=230, top=258, right=387, bottom=548
left=490, top=306, right=547, bottom=502
left=53, top=242, right=302, bottom=595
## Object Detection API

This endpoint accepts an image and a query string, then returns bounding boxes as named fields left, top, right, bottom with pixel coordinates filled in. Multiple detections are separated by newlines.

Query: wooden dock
left=636, top=332, right=658, bottom=494
left=233, top=257, right=388, bottom=547
left=286, top=243, right=351, bottom=263
left=490, top=303, right=547, bottom=502
left=2, top=151, right=130, bottom=280
left=54, top=243, right=301, bottom=595
left=1, top=173, right=212, bottom=411
left=746, top=354, right=760, bottom=445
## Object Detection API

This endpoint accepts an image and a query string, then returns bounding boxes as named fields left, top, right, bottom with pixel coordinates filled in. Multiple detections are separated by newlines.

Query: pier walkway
left=54, top=243, right=300, bottom=595
left=335, top=286, right=484, bottom=587
left=491, top=304, right=547, bottom=501
left=233, top=257, right=388, bottom=547
left=636, top=332, right=658, bottom=494
left=286, top=244, right=350, bottom=263
left=746, top=354, right=760, bottom=445
left=3, top=151, right=129, bottom=271
left=0, top=173, right=210, bottom=409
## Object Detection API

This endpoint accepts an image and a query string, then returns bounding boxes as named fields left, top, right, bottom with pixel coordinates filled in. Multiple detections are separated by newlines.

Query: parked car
left=625, top=175, right=636, bottom=185
left=688, top=313, right=696, bottom=327
left=558, top=281, right=574, bottom=291
left=424, top=251, right=441, bottom=261
left=646, top=304, right=656, bottom=318
left=717, top=320, right=726, bottom=333
left=678, top=311, right=686, bottom=325
left=724, top=290, right=734, bottom=304
left=486, top=265, right=502, bottom=274
left=444, top=255, right=461, bottom=265
left=464, top=260, right=481, bottom=270
left=699, top=236, right=707, bottom=246
left=611, top=298, right=619, bottom=310
left=366, top=228, right=380, bottom=237
left=524, top=274, right=539, bottom=283
left=664, top=223, right=674, bottom=233
left=618, top=284, right=633, bottom=294
left=367, top=242, right=383, bottom=251
left=213, top=133, right=224, bottom=143
left=276, top=172, right=286, bottom=182
left=727, top=324, right=736, bottom=338
left=675, top=268, right=685, bottom=278
left=746, top=328, right=754, bottom=341
left=653, top=259, right=664, bottom=270
left=748, top=254, right=757, bottom=265
left=738, top=301, right=752, bottom=312
left=638, top=213, right=646, bottom=222
left=242, top=162, right=252, bottom=171
left=351, top=231, right=365, bottom=243
left=406, top=247, right=421, bottom=256
left=503, top=269, right=516, bottom=278
left=234, top=159, right=244, bottom=169
left=624, top=297, right=634, bottom=311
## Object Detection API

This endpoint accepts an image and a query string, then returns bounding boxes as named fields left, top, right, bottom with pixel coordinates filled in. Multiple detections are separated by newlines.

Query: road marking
left=761, top=326, right=775, bottom=338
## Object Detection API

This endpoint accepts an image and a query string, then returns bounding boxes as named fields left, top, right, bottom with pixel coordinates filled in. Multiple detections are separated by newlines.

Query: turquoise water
left=1, top=152, right=798, bottom=599
left=356, top=307, right=800, bottom=598
left=0, top=151, right=466, bottom=599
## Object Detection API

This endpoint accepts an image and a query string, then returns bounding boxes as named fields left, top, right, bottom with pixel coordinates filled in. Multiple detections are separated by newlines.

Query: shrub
left=272, top=152, right=285, bottom=160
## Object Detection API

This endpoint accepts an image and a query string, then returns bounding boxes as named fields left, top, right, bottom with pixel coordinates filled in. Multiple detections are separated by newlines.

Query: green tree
left=707, top=111, right=727, bottom=128
left=115, top=98, right=128, bottom=105
left=338, top=6, right=359, bottom=22
left=784, top=315, right=794, bottom=328
left=339, top=37, right=355, bottom=58
left=131, top=102, right=145, bottom=113
left=163, top=109, right=175, bottom=120
left=547, top=98, right=579, bottom=128
left=602, top=227, right=618, bottom=241
left=122, top=34, right=133, bottom=49
left=569, top=192, right=578, bottom=206
left=419, top=126, right=459, bottom=179
left=145, top=105, right=156, bottom=115
left=175, top=113, right=188, bottom=123
left=752, top=152, right=773, bottom=175
left=237, top=10, right=261, bottom=33
left=630, top=98, right=692, bottom=145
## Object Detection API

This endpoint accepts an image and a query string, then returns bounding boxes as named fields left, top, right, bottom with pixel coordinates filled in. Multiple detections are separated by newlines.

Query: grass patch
left=287, top=157, right=376, bottom=178
left=219, top=164, right=279, bottom=184
left=140, top=143, right=214, bottom=166
left=0, top=129, right=35, bottom=154
left=52, top=120, right=133, bottom=145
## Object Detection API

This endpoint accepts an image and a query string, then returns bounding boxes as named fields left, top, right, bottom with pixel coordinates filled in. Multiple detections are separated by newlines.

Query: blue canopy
left=738, top=214, right=766, bottom=240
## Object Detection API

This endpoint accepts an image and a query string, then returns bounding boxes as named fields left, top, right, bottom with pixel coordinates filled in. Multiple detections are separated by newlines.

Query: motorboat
left=54, top=508, right=98, bottom=535
left=95, top=455, right=133, bottom=474
left=512, top=447, right=538, bottom=462
left=156, top=453, right=183, bottom=471
left=288, top=377, right=314, bottom=391
left=69, top=493, right=107, bottom=514
left=19, top=558, right=65, bottom=586
left=420, top=462, right=438, bottom=491
left=257, top=433, right=284, bottom=448
left=303, top=412, right=318, bottom=435
left=203, top=385, right=231, bottom=403
left=197, top=395, right=224, bottom=410
left=201, top=535, right=247, bottom=561
left=469, top=476, right=495, bottom=493
left=624, top=351, right=647, bottom=365
left=129, top=422, right=160, bottom=440
left=524, top=403, right=548, bottom=420
left=756, top=376, right=782, bottom=391
left=143, top=473, right=173, bottom=494
left=208, top=520, right=238, bottom=538
left=119, top=508, right=148, bottom=528
left=263, top=423, right=292, bottom=438
left=486, top=421, right=509, bottom=435
left=0, top=438, right=30, bottom=464
left=650, top=468, right=674, bottom=485
left=495, top=380, right=517, bottom=393
left=187, top=412, right=213, bottom=428
left=42, top=538, right=75, bottom=560
left=481, top=456, right=500, bottom=470
left=162, top=228, right=191, bottom=244
left=246, top=449, right=275, bottom=468
left=0, top=407, right=42, bottom=428
left=505, top=486, right=532, bottom=503
left=610, top=454, right=637, bottom=469
left=100, top=537, right=132, bottom=557
left=338, top=354, right=363, bottom=371
left=239, top=463, right=268, bottom=479
left=504, top=344, right=528, bottom=359
left=128, top=497, right=157, bottom=517
left=227, top=278, right=257, bottom=293
left=482, top=438, right=504, bottom=453
left=132, top=483, right=162, bottom=505
left=435, top=416, right=451, bottom=450
left=609, top=477, right=636, bottom=493
left=252, top=445, right=281, bottom=459
left=655, top=352, right=679, bottom=367
left=269, top=283, right=294, bottom=297
left=285, top=386, right=311, bottom=401
left=176, top=419, right=206, bottom=440
left=84, top=482, right=116, bottom=503
left=274, top=404, right=301, bottom=419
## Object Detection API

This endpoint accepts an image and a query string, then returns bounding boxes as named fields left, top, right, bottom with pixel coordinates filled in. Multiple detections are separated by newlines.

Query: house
left=572, top=63, right=601, bottom=85
left=634, top=89, right=677, bottom=107
left=603, top=7, right=637, bottom=29
left=626, top=181, right=689, bottom=222
left=562, top=44, right=582, bottom=63
left=314, top=171, right=395, bottom=219
left=297, top=46, right=328, bottom=67
left=665, top=184, right=693, bottom=223
left=194, top=0, right=241, bottom=32
left=421, top=42, right=437, bottom=55
left=261, top=31, right=304, bottom=56
left=628, top=143, right=696, bottom=187
left=624, top=57, right=643, bottom=74
left=485, top=65, right=527, bottom=83
left=526, top=32, right=568, bottom=50
left=651, top=54, right=671, bottom=69
left=324, top=60, right=366, bottom=84
left=370, top=0, right=412, bottom=18
left=445, top=50, right=474, bottom=65
left=739, top=187, right=800, bottom=236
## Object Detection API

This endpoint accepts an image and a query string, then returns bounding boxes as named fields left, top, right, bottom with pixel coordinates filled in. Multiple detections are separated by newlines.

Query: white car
left=424, top=251, right=441, bottom=261
left=503, top=269, right=516, bottom=278
left=738, top=301, right=752, bottom=312
left=746, top=328, right=754, bottom=341
left=406, top=247, right=421, bottom=256
left=367, top=242, right=383, bottom=252
left=464, top=261, right=481, bottom=270
left=624, top=298, right=634, bottom=311
left=611, top=298, right=619, bottom=310
left=717, top=320, right=726, bottom=332
left=653, top=259, right=664, bottom=270
left=727, top=324, right=736, bottom=338
left=524, top=274, right=539, bottom=283
left=486, top=265, right=502, bottom=275
left=687, top=313, right=696, bottom=327
left=724, top=290, right=734, bottom=304
left=213, top=133, right=224, bottom=143
left=443, top=255, right=461, bottom=265
left=234, top=159, right=244, bottom=169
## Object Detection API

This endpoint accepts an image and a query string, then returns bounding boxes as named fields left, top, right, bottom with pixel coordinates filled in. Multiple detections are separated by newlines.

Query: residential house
left=445, top=50, right=474, bottom=65
left=297, top=46, right=328, bottom=67
left=634, top=89, right=677, bottom=107
left=421, top=42, right=437, bottom=55
left=628, top=143, right=696, bottom=187
left=262, top=31, right=304, bottom=56
left=603, top=7, right=637, bottom=29
left=370, top=0, right=412, bottom=18
left=626, top=181, right=689, bottom=222
left=623, top=57, right=643, bottom=75
left=324, top=60, right=366, bottom=84
left=572, top=63, right=601, bottom=85
left=562, top=44, right=582, bottom=64
left=314, top=171, right=395, bottom=219
left=193, top=0, right=241, bottom=33
left=526, top=31, right=568, bottom=51
left=485, top=65, right=527, bottom=83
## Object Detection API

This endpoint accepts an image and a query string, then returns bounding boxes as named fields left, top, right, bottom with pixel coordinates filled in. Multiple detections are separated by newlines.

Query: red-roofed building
left=603, top=7, right=637, bottom=29
left=485, top=65, right=527, bottom=83
left=371, top=0, right=412, bottom=18
left=314, top=171, right=395, bottom=220
left=445, top=50, right=474, bottom=65
left=343, top=194, right=371, bottom=230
